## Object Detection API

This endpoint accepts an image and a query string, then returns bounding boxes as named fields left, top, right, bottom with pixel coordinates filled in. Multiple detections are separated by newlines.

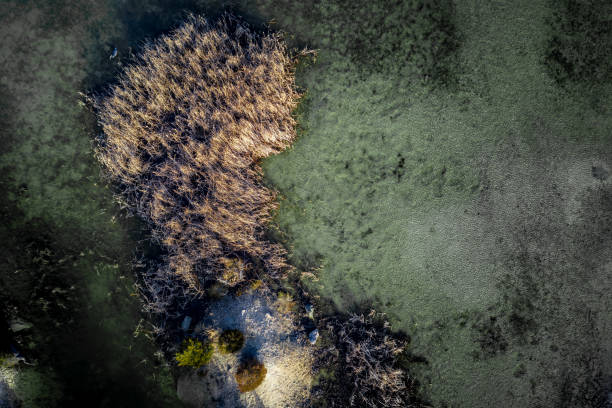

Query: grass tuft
left=235, top=358, right=267, bottom=393
left=218, top=329, right=245, bottom=354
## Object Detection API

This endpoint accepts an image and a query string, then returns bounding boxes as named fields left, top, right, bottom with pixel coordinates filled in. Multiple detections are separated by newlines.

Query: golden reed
left=96, top=15, right=301, bottom=291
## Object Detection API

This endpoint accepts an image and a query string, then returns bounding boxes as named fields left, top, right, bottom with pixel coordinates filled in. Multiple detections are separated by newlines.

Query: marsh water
left=1, top=0, right=611, bottom=407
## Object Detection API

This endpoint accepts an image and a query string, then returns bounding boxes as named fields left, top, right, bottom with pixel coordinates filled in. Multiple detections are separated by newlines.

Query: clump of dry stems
left=96, top=15, right=300, bottom=291
left=95, top=14, right=416, bottom=406
left=320, top=311, right=414, bottom=408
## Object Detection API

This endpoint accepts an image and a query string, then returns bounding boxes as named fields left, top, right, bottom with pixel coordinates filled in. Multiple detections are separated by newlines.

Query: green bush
left=235, top=358, right=267, bottom=393
left=218, top=329, right=245, bottom=354
left=175, top=338, right=214, bottom=368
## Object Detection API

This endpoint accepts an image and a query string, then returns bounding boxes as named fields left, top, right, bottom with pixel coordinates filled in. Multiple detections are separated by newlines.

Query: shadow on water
left=0, top=188, right=177, bottom=407
left=86, top=0, right=274, bottom=92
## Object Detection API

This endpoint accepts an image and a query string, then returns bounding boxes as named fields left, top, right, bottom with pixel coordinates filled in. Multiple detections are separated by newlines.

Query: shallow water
left=262, top=1, right=612, bottom=406
left=1, top=0, right=611, bottom=407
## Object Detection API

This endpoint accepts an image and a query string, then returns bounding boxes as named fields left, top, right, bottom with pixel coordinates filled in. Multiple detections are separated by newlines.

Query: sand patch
left=177, top=291, right=314, bottom=407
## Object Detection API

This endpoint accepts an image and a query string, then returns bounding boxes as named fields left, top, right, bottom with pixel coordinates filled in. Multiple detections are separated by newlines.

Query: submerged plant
left=235, top=358, right=267, bottom=392
left=96, top=15, right=302, bottom=291
left=545, top=0, right=612, bottom=85
left=218, top=329, right=245, bottom=354
left=175, top=338, right=214, bottom=368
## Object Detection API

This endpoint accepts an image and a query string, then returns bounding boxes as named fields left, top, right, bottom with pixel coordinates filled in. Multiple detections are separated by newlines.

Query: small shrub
left=235, top=279, right=264, bottom=296
left=220, top=258, right=248, bottom=287
left=175, top=338, right=214, bottom=368
left=207, top=282, right=228, bottom=300
left=235, top=358, right=267, bottom=393
left=218, top=329, right=245, bottom=354
left=249, top=279, right=263, bottom=291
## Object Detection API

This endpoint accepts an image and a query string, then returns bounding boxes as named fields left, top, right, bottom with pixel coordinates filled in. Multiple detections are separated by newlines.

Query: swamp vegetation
left=1, top=0, right=611, bottom=407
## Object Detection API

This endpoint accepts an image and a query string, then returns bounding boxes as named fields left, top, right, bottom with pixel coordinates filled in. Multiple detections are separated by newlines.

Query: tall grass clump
left=218, top=329, right=245, bottom=354
left=95, top=15, right=301, bottom=291
left=235, top=358, right=267, bottom=393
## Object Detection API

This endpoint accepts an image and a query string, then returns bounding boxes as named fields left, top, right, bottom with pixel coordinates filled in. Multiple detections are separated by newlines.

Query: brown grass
left=235, top=358, right=267, bottom=393
left=95, top=14, right=414, bottom=407
left=95, top=15, right=301, bottom=291
left=318, top=311, right=416, bottom=408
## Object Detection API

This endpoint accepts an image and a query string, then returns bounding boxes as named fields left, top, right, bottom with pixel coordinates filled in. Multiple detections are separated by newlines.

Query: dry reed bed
left=318, top=311, right=416, bottom=408
left=96, top=15, right=300, bottom=291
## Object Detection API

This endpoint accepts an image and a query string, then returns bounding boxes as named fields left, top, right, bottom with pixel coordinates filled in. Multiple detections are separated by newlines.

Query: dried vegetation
left=96, top=15, right=301, bottom=292
left=317, top=311, right=417, bottom=408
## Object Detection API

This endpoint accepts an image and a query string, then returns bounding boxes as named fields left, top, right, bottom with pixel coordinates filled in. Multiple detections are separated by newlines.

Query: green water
left=260, top=0, right=612, bottom=407
left=1, top=0, right=611, bottom=407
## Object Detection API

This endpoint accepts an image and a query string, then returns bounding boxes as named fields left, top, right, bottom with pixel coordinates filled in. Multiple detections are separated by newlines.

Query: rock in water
left=309, top=329, right=319, bottom=345
left=181, top=316, right=192, bottom=331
